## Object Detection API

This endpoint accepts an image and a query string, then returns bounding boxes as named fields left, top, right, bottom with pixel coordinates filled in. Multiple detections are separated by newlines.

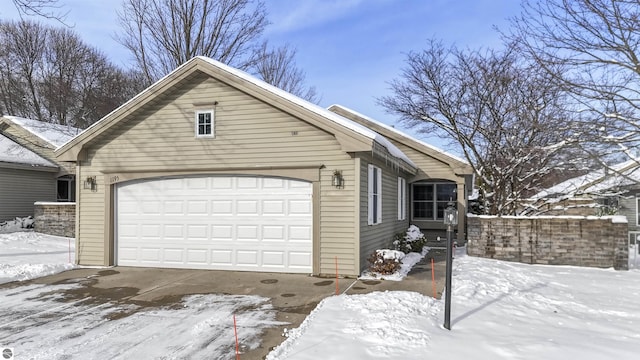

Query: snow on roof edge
left=328, top=104, right=469, bottom=166
left=0, top=134, right=57, bottom=168
left=2, top=115, right=80, bottom=148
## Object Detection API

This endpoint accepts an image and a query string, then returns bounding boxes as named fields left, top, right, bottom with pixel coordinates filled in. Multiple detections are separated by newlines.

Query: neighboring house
left=0, top=116, right=79, bottom=221
left=328, top=105, right=474, bottom=242
left=529, top=160, right=640, bottom=266
left=55, top=56, right=471, bottom=276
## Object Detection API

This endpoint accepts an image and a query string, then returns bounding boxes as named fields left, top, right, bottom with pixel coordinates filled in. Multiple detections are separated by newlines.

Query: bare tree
left=507, top=0, right=640, bottom=167
left=116, top=0, right=268, bottom=85
left=11, top=0, right=68, bottom=22
left=0, top=19, right=142, bottom=127
left=379, top=40, right=577, bottom=215
left=116, top=0, right=318, bottom=100
left=254, top=43, right=318, bottom=103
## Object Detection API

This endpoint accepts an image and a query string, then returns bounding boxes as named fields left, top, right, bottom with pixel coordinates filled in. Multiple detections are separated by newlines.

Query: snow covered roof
left=533, top=159, right=640, bottom=199
left=1, top=116, right=80, bottom=148
left=0, top=134, right=57, bottom=168
left=327, top=104, right=471, bottom=170
left=57, top=56, right=416, bottom=170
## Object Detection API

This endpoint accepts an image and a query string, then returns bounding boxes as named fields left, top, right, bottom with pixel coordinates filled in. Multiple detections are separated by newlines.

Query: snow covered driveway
left=0, top=231, right=286, bottom=359
left=0, top=281, right=281, bottom=359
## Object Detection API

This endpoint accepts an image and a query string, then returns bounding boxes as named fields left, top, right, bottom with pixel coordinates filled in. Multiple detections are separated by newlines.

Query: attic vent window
left=195, top=110, right=214, bottom=137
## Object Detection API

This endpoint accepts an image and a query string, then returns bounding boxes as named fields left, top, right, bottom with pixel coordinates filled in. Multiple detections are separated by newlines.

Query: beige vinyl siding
left=0, top=167, right=56, bottom=221
left=358, top=155, right=411, bottom=271
left=77, top=73, right=361, bottom=275
left=390, top=142, right=459, bottom=181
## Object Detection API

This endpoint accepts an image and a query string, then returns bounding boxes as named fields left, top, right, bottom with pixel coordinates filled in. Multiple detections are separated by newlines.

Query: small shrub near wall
left=467, top=215, right=628, bottom=270
left=34, top=202, right=76, bottom=238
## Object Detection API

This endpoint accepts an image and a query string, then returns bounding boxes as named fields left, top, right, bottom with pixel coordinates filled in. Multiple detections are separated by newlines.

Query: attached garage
left=55, top=57, right=471, bottom=276
left=116, top=176, right=313, bottom=273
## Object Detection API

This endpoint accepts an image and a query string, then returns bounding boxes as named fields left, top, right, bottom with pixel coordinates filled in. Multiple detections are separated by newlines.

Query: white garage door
left=116, top=176, right=313, bottom=273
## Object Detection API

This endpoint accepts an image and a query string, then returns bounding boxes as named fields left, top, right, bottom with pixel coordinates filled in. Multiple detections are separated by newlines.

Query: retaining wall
left=467, top=215, right=628, bottom=270
left=34, top=202, right=75, bottom=238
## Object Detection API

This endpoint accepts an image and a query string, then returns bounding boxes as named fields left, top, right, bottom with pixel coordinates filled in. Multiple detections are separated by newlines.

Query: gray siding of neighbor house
left=0, top=167, right=56, bottom=221
left=619, top=194, right=640, bottom=232
left=73, top=72, right=363, bottom=275
left=358, top=155, right=411, bottom=271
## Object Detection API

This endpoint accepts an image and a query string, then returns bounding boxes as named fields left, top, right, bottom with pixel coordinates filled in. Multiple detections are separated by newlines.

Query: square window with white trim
left=195, top=110, right=214, bottom=137
left=368, top=164, right=382, bottom=225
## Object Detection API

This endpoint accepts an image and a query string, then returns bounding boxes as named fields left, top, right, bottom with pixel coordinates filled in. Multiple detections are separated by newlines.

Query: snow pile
left=269, top=250, right=640, bottom=359
left=0, top=216, right=34, bottom=233
left=0, top=231, right=75, bottom=284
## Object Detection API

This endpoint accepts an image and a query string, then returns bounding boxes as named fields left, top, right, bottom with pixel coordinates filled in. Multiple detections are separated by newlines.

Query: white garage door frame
left=115, top=175, right=314, bottom=273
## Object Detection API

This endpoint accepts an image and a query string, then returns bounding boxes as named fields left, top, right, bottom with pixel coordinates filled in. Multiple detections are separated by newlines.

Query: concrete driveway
left=0, top=249, right=446, bottom=359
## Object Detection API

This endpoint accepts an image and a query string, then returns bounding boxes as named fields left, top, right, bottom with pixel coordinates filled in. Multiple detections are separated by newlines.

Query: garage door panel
left=117, top=176, right=312, bottom=273
left=163, top=249, right=183, bottom=263
left=186, top=249, right=207, bottom=264
left=237, top=200, right=258, bottom=215
left=237, top=250, right=258, bottom=265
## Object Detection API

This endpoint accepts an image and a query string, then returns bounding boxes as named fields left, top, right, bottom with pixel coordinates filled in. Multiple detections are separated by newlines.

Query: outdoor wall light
left=83, top=176, right=97, bottom=191
left=332, top=170, right=344, bottom=188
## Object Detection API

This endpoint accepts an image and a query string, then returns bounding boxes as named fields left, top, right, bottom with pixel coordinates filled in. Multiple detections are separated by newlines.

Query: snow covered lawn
left=268, top=250, right=640, bottom=359
left=0, top=231, right=75, bottom=284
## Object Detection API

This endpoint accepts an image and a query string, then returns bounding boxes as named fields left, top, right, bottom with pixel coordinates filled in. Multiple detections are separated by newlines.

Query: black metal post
left=444, top=223, right=453, bottom=330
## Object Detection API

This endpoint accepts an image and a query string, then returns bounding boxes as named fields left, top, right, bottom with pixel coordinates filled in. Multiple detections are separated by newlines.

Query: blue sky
left=0, top=0, right=522, bottom=151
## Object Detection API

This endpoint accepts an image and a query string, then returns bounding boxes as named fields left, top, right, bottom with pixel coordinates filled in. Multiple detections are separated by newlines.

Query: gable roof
left=327, top=104, right=473, bottom=175
left=0, top=133, right=57, bottom=170
left=0, top=116, right=80, bottom=148
left=533, top=160, right=640, bottom=199
left=55, top=56, right=416, bottom=172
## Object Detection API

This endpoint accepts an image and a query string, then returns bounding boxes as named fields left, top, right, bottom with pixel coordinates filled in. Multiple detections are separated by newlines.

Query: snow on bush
left=367, top=249, right=405, bottom=275
left=0, top=216, right=34, bottom=233
left=392, top=224, right=426, bottom=254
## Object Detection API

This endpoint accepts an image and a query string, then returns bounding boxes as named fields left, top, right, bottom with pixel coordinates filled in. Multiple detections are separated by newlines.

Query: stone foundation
left=34, top=202, right=75, bottom=238
left=467, top=215, right=628, bottom=270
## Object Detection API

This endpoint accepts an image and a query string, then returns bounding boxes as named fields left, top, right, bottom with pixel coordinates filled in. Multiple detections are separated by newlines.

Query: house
left=0, top=116, right=79, bottom=221
left=529, top=160, right=640, bottom=267
left=55, top=56, right=471, bottom=276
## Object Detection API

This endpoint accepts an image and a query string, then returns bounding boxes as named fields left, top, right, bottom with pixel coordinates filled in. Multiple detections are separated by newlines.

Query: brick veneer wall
left=467, top=215, right=628, bottom=270
left=34, top=202, right=75, bottom=238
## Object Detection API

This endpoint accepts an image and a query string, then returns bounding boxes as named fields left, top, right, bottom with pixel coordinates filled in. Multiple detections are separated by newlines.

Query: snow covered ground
left=269, top=248, right=640, bottom=359
left=3, top=229, right=639, bottom=359
left=0, top=230, right=75, bottom=284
